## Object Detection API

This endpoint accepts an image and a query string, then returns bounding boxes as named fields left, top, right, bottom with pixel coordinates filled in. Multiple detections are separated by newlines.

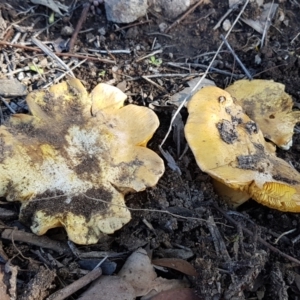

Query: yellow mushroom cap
left=185, top=86, right=300, bottom=212
left=225, top=79, right=300, bottom=150
left=0, top=79, right=165, bottom=244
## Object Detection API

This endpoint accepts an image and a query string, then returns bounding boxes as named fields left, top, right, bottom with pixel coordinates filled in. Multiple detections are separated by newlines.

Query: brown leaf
left=152, top=258, right=197, bottom=276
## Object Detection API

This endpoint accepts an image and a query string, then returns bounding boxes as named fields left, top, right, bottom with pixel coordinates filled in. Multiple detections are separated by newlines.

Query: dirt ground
left=1, top=0, right=300, bottom=299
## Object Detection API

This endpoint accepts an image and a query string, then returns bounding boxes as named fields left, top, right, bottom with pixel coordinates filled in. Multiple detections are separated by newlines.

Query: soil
left=1, top=0, right=300, bottom=299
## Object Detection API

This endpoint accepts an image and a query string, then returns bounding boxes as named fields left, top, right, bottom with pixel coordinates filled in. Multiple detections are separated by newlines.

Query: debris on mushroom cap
left=225, top=79, right=300, bottom=150
left=184, top=86, right=300, bottom=212
left=0, top=78, right=165, bottom=244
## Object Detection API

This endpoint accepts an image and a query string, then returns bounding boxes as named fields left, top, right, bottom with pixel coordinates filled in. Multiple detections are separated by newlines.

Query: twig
left=0, top=41, right=116, bottom=63
left=274, top=228, right=296, bottom=244
left=135, top=49, right=162, bottom=62
left=0, top=97, right=16, bottom=114
left=68, top=2, right=91, bottom=52
left=42, top=59, right=87, bottom=89
left=88, top=48, right=131, bottom=54
left=291, top=233, right=300, bottom=245
left=253, top=63, right=287, bottom=77
left=165, top=0, right=206, bottom=33
left=127, top=73, right=203, bottom=81
left=146, top=32, right=173, bottom=39
left=1, top=229, right=70, bottom=255
left=260, top=0, right=274, bottom=48
left=291, top=32, right=300, bottom=45
left=3, top=52, right=13, bottom=79
left=192, top=50, right=228, bottom=59
left=46, top=259, right=105, bottom=300
left=183, top=9, right=215, bottom=25
left=0, top=105, right=4, bottom=125
left=213, top=204, right=300, bottom=266
left=167, top=62, right=243, bottom=78
left=30, top=192, right=210, bottom=223
left=104, top=44, right=116, bottom=61
left=114, top=20, right=151, bottom=32
left=220, top=34, right=252, bottom=79
left=31, top=37, right=74, bottom=77
left=142, top=76, right=168, bottom=93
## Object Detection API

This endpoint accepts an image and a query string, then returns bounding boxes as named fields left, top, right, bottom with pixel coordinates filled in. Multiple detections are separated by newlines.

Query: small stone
left=86, top=33, right=96, bottom=43
left=255, top=54, right=262, bottom=64
left=61, top=25, right=74, bottom=36
left=159, top=22, right=168, bottom=32
left=98, top=27, right=106, bottom=36
left=152, top=0, right=191, bottom=19
left=222, top=19, right=231, bottom=31
left=105, top=0, right=148, bottom=23
left=39, top=58, right=48, bottom=67
left=17, top=72, right=25, bottom=81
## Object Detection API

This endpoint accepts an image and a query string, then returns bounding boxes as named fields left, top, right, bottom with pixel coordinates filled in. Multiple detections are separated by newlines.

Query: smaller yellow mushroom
left=185, top=86, right=300, bottom=211
left=225, top=79, right=300, bottom=150
left=0, top=78, right=165, bottom=244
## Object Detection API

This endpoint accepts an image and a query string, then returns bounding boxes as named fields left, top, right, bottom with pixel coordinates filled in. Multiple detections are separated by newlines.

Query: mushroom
left=0, top=78, right=165, bottom=244
left=225, top=79, right=300, bottom=150
left=184, top=86, right=300, bottom=211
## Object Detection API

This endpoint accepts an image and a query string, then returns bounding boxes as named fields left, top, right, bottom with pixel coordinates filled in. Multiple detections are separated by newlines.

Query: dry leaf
left=152, top=258, right=197, bottom=276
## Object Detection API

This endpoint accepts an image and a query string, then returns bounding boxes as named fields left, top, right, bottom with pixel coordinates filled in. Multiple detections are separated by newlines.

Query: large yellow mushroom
left=184, top=86, right=300, bottom=211
left=225, top=79, right=300, bottom=150
left=0, top=78, right=165, bottom=244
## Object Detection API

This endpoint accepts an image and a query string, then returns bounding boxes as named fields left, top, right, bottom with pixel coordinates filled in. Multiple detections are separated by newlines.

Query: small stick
left=1, top=229, right=70, bottom=255
left=183, top=9, right=214, bottom=25
left=127, top=73, right=202, bottom=81
left=142, top=75, right=167, bottom=93
left=104, top=44, right=116, bottom=61
left=42, top=59, right=87, bottom=89
left=68, top=2, right=91, bottom=52
left=260, top=0, right=274, bottom=48
left=220, top=34, right=252, bottom=80
left=291, top=32, right=300, bottom=44
left=88, top=48, right=131, bottom=54
left=0, top=97, right=16, bottom=114
left=135, top=49, right=162, bottom=62
left=146, top=32, right=173, bottom=39
left=32, top=37, right=75, bottom=77
left=167, top=62, right=243, bottom=78
left=46, top=257, right=106, bottom=300
left=114, top=20, right=151, bottom=32
left=0, top=106, right=4, bottom=125
left=165, top=0, right=206, bottom=33
left=274, top=228, right=296, bottom=244
left=0, top=41, right=115, bottom=63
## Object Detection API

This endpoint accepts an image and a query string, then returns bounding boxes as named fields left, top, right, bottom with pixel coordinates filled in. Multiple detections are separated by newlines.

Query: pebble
left=222, top=19, right=231, bottom=31
left=151, top=0, right=192, bottom=19
left=98, top=27, right=106, bottom=36
left=159, top=22, right=168, bottom=32
left=61, top=26, right=74, bottom=36
left=17, top=72, right=25, bottom=81
left=105, top=0, right=148, bottom=23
